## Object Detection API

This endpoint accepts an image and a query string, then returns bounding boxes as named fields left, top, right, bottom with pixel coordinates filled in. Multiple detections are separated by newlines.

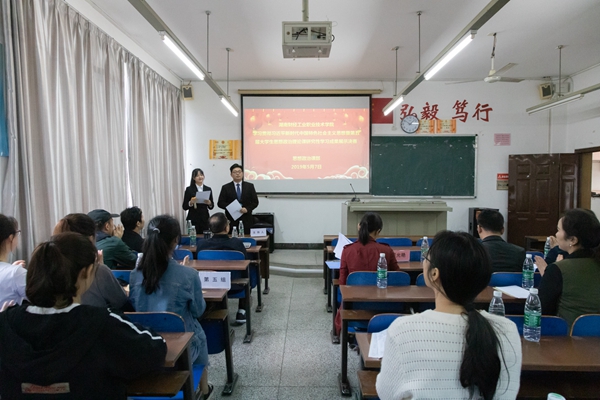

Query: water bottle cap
left=526, top=254, right=533, bottom=258
left=137, top=253, right=143, bottom=258
left=529, top=288, right=538, bottom=294
left=379, top=253, right=385, bottom=257
left=423, top=236, right=428, bottom=239
left=493, top=290, right=502, bottom=297
left=547, top=393, right=566, bottom=400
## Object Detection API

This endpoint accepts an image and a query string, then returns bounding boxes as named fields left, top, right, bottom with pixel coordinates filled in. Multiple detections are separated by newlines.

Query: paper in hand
left=334, top=233, right=353, bottom=260
left=226, top=199, right=243, bottom=221
left=196, top=191, right=211, bottom=202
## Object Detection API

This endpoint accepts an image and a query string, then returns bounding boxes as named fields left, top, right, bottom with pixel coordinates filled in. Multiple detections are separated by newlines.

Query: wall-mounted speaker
left=182, top=85, right=193, bottom=100
left=538, top=83, right=554, bottom=100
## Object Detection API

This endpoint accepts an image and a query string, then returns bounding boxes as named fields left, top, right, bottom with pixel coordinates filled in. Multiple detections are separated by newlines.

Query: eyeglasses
left=15, top=230, right=21, bottom=237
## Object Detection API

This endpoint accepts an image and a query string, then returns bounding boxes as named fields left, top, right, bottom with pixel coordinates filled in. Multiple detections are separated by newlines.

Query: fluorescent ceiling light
left=424, top=31, right=475, bottom=80
left=160, top=32, right=205, bottom=80
left=382, top=95, right=404, bottom=116
left=220, top=96, right=239, bottom=117
left=526, top=82, right=600, bottom=114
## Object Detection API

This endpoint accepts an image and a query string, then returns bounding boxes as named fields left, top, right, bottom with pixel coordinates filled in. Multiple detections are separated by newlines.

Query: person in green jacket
left=88, top=209, right=137, bottom=269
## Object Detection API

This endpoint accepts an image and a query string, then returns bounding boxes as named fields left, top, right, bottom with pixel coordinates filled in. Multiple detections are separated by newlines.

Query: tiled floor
left=207, top=273, right=362, bottom=399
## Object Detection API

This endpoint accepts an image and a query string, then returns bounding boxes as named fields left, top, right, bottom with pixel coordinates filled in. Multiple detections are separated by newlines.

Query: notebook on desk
left=394, top=249, right=410, bottom=263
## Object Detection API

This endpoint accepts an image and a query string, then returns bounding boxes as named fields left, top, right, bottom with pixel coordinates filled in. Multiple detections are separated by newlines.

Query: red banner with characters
left=243, top=108, right=370, bottom=180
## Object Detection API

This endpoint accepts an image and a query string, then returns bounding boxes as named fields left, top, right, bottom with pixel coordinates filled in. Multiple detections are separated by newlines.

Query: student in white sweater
left=376, top=231, right=522, bottom=400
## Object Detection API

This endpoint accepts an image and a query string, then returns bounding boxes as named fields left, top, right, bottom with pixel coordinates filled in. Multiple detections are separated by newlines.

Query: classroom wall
left=564, top=64, right=600, bottom=152
left=184, top=78, right=562, bottom=243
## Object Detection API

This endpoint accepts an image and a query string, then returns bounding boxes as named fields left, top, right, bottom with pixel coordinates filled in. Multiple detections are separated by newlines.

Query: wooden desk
left=337, top=285, right=524, bottom=396
left=190, top=260, right=254, bottom=343
left=127, top=332, right=194, bottom=399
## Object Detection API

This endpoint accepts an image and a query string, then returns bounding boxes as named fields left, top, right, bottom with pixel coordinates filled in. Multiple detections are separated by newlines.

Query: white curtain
left=1, top=0, right=184, bottom=256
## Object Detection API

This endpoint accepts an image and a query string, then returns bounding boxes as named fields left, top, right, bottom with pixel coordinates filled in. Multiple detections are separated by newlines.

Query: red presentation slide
left=243, top=108, right=370, bottom=180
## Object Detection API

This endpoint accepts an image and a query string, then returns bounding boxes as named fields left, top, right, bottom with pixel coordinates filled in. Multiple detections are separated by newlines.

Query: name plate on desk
left=250, top=228, right=266, bottom=237
left=198, top=271, right=231, bottom=289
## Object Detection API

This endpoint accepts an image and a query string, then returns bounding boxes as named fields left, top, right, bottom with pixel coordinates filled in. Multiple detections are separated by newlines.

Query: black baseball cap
left=87, top=209, right=119, bottom=225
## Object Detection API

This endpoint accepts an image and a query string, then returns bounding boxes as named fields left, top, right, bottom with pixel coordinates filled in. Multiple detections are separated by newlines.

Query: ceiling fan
left=450, top=33, right=523, bottom=84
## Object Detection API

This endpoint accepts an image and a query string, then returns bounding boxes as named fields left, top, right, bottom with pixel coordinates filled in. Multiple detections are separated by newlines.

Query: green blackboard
left=371, top=135, right=476, bottom=196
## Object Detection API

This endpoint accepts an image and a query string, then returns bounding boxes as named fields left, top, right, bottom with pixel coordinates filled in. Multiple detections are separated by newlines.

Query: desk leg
left=323, top=248, right=328, bottom=294
left=255, top=262, right=263, bottom=312
left=326, top=265, right=333, bottom=313
left=263, top=278, right=269, bottom=294
left=177, top=344, right=195, bottom=400
left=331, top=271, right=339, bottom=344
left=243, top=283, right=254, bottom=343
left=338, top=318, right=352, bottom=397
left=262, top=248, right=270, bottom=294
left=221, top=310, right=239, bottom=396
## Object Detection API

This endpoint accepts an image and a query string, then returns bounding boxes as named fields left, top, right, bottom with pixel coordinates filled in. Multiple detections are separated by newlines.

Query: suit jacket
left=217, top=181, right=259, bottom=234
left=481, top=235, right=526, bottom=273
left=182, top=185, right=214, bottom=233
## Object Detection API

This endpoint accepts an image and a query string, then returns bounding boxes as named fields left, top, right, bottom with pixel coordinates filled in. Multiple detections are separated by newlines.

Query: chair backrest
left=416, top=238, right=433, bottom=247
left=179, top=236, right=191, bottom=246
left=173, top=249, right=193, bottom=261
left=571, top=314, right=600, bottom=336
left=125, top=311, right=185, bottom=332
left=506, top=315, right=569, bottom=336
left=347, top=271, right=410, bottom=286
left=416, top=273, right=426, bottom=287
left=112, top=270, right=132, bottom=284
left=409, top=250, right=421, bottom=262
left=489, top=272, right=522, bottom=287
left=376, top=237, right=412, bottom=246
left=240, top=237, right=257, bottom=246
left=527, top=251, right=544, bottom=259
left=367, top=314, right=403, bottom=333
left=196, top=250, right=245, bottom=260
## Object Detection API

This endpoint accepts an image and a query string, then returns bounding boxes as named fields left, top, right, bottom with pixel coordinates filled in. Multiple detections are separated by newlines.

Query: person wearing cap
left=217, top=163, right=259, bottom=235
left=88, top=209, right=137, bottom=269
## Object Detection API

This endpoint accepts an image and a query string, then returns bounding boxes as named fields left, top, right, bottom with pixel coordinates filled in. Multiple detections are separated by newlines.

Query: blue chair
left=489, top=272, right=542, bottom=287
left=179, top=236, right=191, bottom=246
left=409, top=251, right=421, bottom=262
left=416, top=238, right=433, bottom=247
left=416, top=273, right=425, bottom=286
left=414, top=273, right=435, bottom=311
left=112, top=270, right=131, bottom=284
left=196, top=250, right=257, bottom=303
left=240, top=237, right=257, bottom=246
left=571, top=314, right=600, bottom=336
left=126, top=312, right=204, bottom=400
left=527, top=251, right=544, bottom=259
left=506, top=315, right=569, bottom=336
left=173, top=249, right=193, bottom=261
left=367, top=314, right=403, bottom=333
left=376, top=238, right=412, bottom=246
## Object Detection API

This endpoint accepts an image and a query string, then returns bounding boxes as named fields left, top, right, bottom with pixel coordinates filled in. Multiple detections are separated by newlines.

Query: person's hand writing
left=534, top=256, right=548, bottom=276
left=1, top=300, right=15, bottom=312
left=12, top=260, right=26, bottom=269
left=240, top=207, right=248, bottom=214
left=181, top=255, right=190, bottom=266
left=113, top=224, right=124, bottom=239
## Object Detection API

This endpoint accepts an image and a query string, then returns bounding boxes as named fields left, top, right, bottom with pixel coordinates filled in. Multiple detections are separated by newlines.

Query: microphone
left=350, top=183, right=360, bottom=202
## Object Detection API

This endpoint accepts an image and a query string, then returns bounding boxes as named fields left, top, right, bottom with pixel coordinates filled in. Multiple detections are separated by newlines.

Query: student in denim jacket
left=130, top=215, right=213, bottom=400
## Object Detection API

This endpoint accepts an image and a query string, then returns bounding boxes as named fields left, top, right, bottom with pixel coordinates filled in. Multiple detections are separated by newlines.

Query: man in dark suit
left=477, top=209, right=526, bottom=272
left=217, top=163, right=259, bottom=235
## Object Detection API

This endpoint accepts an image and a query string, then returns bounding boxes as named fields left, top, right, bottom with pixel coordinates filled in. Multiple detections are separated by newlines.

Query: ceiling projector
left=282, top=21, right=332, bottom=59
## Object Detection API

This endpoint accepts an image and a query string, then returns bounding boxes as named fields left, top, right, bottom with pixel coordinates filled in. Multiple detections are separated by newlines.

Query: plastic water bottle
left=420, top=236, right=429, bottom=263
left=547, top=393, right=566, bottom=400
left=238, top=221, right=245, bottom=237
left=189, top=227, right=196, bottom=245
left=524, top=288, right=542, bottom=342
left=488, top=290, right=505, bottom=317
left=376, top=253, right=388, bottom=289
left=136, top=253, right=143, bottom=269
left=186, top=220, right=192, bottom=236
left=232, top=226, right=238, bottom=238
left=522, top=254, right=534, bottom=289
left=544, top=236, right=552, bottom=258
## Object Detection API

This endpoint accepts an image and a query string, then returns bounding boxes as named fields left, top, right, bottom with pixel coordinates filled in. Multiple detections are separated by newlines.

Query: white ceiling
left=88, top=0, right=600, bottom=85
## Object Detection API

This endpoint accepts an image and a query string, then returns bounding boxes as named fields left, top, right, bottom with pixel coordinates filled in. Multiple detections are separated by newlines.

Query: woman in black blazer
left=182, top=168, right=214, bottom=233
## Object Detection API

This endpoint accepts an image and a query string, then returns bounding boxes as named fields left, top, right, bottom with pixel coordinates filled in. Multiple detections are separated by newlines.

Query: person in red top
left=335, top=212, right=399, bottom=335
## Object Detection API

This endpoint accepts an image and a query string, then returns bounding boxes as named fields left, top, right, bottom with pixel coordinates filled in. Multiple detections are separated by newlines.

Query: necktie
left=236, top=183, right=241, bottom=202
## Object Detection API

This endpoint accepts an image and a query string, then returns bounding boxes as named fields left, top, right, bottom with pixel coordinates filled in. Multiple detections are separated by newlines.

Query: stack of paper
left=333, top=233, right=352, bottom=259
left=493, top=285, right=531, bottom=299
left=368, top=329, right=387, bottom=359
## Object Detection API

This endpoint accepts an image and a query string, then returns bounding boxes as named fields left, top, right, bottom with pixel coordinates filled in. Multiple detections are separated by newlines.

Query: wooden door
left=507, top=154, right=578, bottom=247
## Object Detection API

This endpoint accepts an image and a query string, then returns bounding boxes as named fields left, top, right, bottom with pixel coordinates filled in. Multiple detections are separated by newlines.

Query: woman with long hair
left=537, top=208, right=600, bottom=326
left=0, top=233, right=166, bottom=399
left=53, top=213, right=133, bottom=312
left=0, top=215, right=26, bottom=306
left=129, top=215, right=212, bottom=399
left=334, top=212, right=399, bottom=335
left=182, top=168, right=214, bottom=233
left=376, top=231, right=521, bottom=399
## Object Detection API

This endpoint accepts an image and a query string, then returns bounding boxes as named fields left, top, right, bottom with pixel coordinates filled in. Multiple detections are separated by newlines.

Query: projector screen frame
left=240, top=93, right=372, bottom=195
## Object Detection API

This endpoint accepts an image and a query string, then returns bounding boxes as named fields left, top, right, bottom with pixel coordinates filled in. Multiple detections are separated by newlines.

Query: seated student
left=0, top=232, right=166, bottom=399
left=537, top=209, right=600, bottom=327
left=88, top=209, right=137, bottom=269
left=376, top=231, right=521, bottom=400
left=129, top=215, right=213, bottom=400
left=120, top=206, right=145, bottom=253
left=53, top=213, right=133, bottom=313
left=0, top=215, right=26, bottom=306
left=334, top=212, right=399, bottom=335
left=477, top=209, right=526, bottom=272
left=197, top=212, right=249, bottom=324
